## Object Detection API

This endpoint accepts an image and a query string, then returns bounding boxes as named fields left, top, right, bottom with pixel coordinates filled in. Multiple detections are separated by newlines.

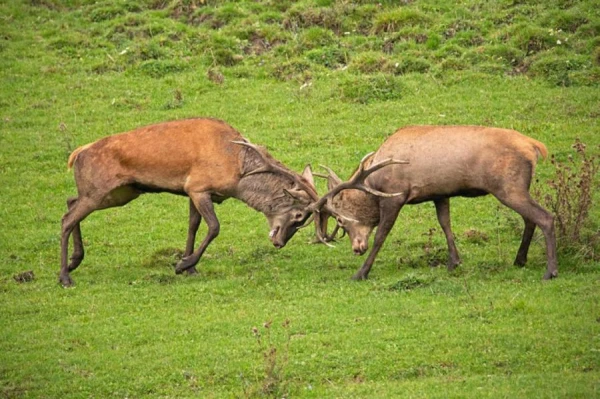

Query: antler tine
left=310, top=155, right=408, bottom=212
left=232, top=140, right=319, bottom=200
left=297, top=214, right=314, bottom=230
left=318, top=164, right=341, bottom=181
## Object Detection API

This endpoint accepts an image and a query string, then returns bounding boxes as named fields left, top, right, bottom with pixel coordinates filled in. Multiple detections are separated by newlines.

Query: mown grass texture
left=1, top=0, right=599, bottom=397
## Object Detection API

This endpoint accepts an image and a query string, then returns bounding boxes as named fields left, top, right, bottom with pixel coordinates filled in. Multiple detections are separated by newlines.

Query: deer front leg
left=175, top=193, right=220, bottom=275
left=183, top=198, right=202, bottom=275
left=352, top=197, right=404, bottom=280
left=434, top=198, right=460, bottom=271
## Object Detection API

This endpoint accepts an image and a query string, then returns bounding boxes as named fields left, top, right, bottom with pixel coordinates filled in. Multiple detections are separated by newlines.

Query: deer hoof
left=447, top=260, right=460, bottom=271
left=59, top=274, right=74, bottom=287
left=513, top=257, right=527, bottom=267
left=351, top=273, right=368, bottom=281
left=175, top=258, right=192, bottom=274
left=542, top=270, right=558, bottom=280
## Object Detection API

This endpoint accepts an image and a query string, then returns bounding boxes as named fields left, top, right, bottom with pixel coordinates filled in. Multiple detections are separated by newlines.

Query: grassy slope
left=1, top=0, right=599, bottom=397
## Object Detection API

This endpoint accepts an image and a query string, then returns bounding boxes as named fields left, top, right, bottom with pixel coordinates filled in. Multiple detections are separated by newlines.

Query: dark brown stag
left=60, top=118, right=319, bottom=286
left=313, top=125, right=558, bottom=280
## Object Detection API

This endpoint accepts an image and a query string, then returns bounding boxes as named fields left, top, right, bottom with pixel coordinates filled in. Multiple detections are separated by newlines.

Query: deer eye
left=336, top=217, right=345, bottom=226
left=295, top=212, right=303, bottom=221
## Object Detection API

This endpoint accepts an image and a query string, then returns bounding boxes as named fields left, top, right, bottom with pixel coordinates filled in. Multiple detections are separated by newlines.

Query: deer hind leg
left=352, top=196, right=405, bottom=281
left=183, top=198, right=202, bottom=275
left=175, top=192, right=219, bottom=275
left=66, top=197, right=85, bottom=272
left=60, top=196, right=98, bottom=287
left=60, top=186, right=141, bottom=287
left=514, top=218, right=536, bottom=266
left=495, top=191, right=557, bottom=280
left=434, top=198, right=460, bottom=271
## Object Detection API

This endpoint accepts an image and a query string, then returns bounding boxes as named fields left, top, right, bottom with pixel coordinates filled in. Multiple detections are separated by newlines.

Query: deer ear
left=302, top=164, right=315, bottom=187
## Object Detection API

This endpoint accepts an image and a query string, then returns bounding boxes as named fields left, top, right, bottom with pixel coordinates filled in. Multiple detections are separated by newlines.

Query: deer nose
left=270, top=227, right=286, bottom=249
left=353, top=239, right=368, bottom=255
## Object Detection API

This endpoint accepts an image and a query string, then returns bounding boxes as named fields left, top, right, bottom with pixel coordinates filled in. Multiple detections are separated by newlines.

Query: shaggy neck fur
left=235, top=174, right=297, bottom=215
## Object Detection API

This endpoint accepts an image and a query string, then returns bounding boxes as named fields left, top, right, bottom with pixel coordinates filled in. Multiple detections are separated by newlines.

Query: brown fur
left=60, top=118, right=317, bottom=286
left=320, top=125, right=557, bottom=280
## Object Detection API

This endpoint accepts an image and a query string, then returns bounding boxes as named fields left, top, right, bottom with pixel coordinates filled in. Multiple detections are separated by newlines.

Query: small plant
left=163, top=88, right=184, bottom=109
left=534, top=139, right=599, bottom=248
left=389, top=273, right=435, bottom=291
left=243, top=320, right=292, bottom=398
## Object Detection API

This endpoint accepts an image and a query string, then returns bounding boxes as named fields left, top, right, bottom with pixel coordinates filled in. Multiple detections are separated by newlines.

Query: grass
left=1, top=0, right=599, bottom=397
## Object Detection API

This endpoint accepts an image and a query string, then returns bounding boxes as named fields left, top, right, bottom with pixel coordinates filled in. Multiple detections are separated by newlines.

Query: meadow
left=1, top=0, right=599, bottom=397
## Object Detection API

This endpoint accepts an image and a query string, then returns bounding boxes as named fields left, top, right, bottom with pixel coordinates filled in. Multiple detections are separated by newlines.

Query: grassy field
left=1, top=0, right=599, bottom=397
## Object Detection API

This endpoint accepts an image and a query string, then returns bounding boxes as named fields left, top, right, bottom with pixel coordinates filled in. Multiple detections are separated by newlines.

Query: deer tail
left=67, top=143, right=93, bottom=170
left=531, top=139, right=548, bottom=161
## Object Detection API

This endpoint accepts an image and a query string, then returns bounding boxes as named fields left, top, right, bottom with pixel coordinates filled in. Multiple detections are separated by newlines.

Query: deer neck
left=236, top=174, right=292, bottom=215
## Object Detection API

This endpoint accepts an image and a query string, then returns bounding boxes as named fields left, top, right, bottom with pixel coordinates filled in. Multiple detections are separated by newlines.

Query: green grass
left=1, top=0, right=599, bottom=397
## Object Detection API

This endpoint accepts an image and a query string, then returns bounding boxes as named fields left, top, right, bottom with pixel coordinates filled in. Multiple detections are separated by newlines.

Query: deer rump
left=319, top=125, right=557, bottom=281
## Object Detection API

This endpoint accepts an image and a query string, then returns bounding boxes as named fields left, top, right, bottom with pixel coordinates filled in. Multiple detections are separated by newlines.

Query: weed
left=13, top=270, right=35, bottom=283
left=534, top=139, right=599, bottom=247
left=207, top=67, right=224, bottom=84
left=58, top=121, right=74, bottom=159
left=162, top=88, right=185, bottom=110
left=389, top=274, right=435, bottom=292
left=243, top=319, right=292, bottom=398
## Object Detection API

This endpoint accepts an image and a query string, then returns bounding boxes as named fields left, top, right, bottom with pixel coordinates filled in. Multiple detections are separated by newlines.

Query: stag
left=313, top=125, right=558, bottom=280
left=60, top=118, right=320, bottom=286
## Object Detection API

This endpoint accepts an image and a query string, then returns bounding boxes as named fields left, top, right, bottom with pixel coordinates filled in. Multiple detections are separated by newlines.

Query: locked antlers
left=310, top=152, right=409, bottom=213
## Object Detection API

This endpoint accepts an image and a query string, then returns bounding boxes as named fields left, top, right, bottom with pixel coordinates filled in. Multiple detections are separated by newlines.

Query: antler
left=310, top=152, right=409, bottom=213
left=232, top=140, right=319, bottom=201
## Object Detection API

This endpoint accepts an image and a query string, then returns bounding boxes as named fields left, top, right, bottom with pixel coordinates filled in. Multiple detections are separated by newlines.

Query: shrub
left=534, top=139, right=599, bottom=247
left=338, top=74, right=404, bottom=104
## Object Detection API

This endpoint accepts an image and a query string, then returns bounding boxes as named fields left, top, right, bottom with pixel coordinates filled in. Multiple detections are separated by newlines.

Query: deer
left=60, top=118, right=322, bottom=287
left=311, top=125, right=558, bottom=281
